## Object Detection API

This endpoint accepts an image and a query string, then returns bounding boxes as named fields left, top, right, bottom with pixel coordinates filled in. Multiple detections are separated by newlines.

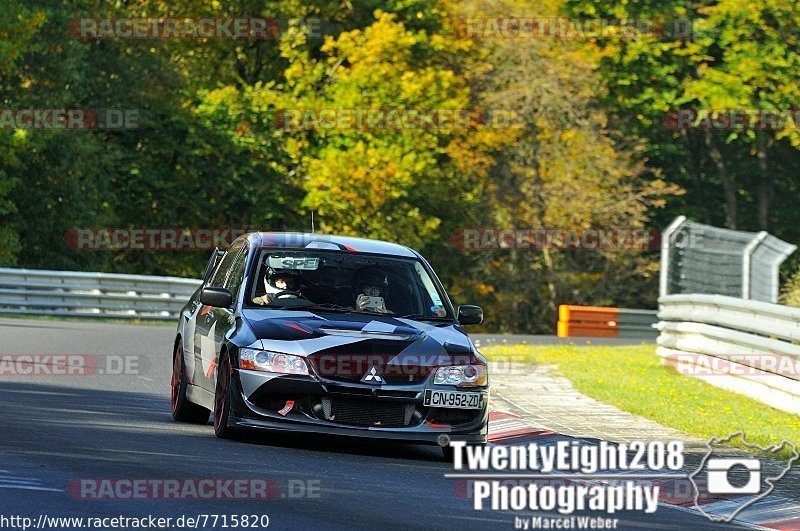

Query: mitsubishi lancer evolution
left=170, top=232, right=488, bottom=457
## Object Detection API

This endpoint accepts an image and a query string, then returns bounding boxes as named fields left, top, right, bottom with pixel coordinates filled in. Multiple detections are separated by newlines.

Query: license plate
left=424, top=390, right=482, bottom=409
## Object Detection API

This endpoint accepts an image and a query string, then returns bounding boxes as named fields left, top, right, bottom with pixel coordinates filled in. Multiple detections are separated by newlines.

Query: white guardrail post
left=0, top=268, right=201, bottom=320
left=657, top=294, right=800, bottom=415
left=658, top=215, right=687, bottom=298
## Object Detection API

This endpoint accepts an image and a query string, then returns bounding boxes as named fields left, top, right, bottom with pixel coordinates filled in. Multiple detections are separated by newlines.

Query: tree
left=565, top=0, right=800, bottom=237
left=443, top=0, right=679, bottom=331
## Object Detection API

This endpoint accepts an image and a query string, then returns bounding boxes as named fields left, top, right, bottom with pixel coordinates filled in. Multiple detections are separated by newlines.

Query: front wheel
left=171, top=343, right=210, bottom=424
left=213, top=354, right=237, bottom=438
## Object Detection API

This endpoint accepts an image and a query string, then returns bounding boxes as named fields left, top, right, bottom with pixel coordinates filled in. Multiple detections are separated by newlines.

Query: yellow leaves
left=199, top=86, right=240, bottom=109
left=302, top=140, right=441, bottom=245
left=271, top=4, right=500, bottom=248
left=468, top=283, right=494, bottom=297
left=559, top=130, right=576, bottom=142
left=326, top=11, right=419, bottom=67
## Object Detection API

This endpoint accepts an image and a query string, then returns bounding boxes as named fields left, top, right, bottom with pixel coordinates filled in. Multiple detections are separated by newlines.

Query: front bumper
left=228, top=369, right=489, bottom=445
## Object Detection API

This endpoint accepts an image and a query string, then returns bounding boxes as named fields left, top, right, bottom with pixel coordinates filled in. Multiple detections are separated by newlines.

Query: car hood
left=241, top=309, right=479, bottom=370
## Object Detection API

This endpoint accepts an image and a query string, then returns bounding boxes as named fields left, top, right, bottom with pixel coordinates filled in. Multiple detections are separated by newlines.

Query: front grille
left=317, top=397, right=417, bottom=427
left=376, top=389, right=418, bottom=399
left=309, top=351, right=432, bottom=386
left=428, top=407, right=482, bottom=426
left=381, top=371, right=430, bottom=385
left=313, top=367, right=430, bottom=386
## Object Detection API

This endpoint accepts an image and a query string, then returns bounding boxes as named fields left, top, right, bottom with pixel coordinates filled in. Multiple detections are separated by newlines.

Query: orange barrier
left=557, top=305, right=619, bottom=338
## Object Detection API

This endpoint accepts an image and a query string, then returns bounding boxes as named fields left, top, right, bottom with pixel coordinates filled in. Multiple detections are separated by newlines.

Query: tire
left=213, top=353, right=237, bottom=438
left=171, top=342, right=210, bottom=424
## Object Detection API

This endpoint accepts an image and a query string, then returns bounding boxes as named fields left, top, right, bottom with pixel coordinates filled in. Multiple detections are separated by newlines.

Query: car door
left=195, top=243, right=243, bottom=389
left=184, top=248, right=225, bottom=377
left=207, top=241, right=250, bottom=389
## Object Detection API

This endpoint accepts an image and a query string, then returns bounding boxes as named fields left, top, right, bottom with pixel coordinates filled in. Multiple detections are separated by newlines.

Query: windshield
left=245, top=249, right=452, bottom=319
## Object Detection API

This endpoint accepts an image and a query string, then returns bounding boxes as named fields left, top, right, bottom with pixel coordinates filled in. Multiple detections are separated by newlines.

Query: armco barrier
left=0, top=268, right=201, bottom=320
left=557, top=305, right=658, bottom=339
left=657, top=294, right=800, bottom=414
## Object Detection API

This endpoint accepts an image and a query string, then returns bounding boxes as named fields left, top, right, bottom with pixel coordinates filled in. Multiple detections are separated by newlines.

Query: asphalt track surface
left=0, top=318, right=741, bottom=530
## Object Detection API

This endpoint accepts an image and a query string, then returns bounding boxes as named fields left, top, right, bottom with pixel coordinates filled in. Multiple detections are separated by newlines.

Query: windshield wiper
left=307, top=304, right=403, bottom=316
left=304, top=303, right=355, bottom=313
left=265, top=303, right=354, bottom=313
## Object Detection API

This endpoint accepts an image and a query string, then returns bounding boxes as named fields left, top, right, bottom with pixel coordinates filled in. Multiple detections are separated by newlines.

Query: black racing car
left=170, top=232, right=487, bottom=457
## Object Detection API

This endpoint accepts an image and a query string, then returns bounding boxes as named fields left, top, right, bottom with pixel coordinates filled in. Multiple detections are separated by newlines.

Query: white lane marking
left=697, top=496, right=800, bottom=524
left=0, top=473, right=62, bottom=492
left=0, top=478, right=43, bottom=484
left=0, top=484, right=63, bottom=492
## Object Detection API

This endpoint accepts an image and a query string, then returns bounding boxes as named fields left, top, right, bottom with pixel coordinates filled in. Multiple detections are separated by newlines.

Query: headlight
left=239, top=348, right=309, bottom=376
left=434, top=364, right=487, bottom=387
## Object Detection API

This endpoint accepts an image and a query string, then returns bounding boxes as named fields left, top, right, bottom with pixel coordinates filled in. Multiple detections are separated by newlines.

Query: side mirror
left=458, top=305, right=483, bottom=326
left=200, top=287, right=233, bottom=308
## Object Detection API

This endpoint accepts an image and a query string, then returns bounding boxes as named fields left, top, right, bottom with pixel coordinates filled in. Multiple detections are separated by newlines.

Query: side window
left=414, top=262, right=446, bottom=315
left=202, top=248, right=226, bottom=284
left=224, top=244, right=249, bottom=300
left=209, top=242, right=244, bottom=287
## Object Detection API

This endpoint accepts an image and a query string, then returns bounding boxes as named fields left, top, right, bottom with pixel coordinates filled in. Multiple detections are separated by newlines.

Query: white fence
left=659, top=216, right=795, bottom=303
left=657, top=294, right=800, bottom=414
left=0, top=268, right=201, bottom=320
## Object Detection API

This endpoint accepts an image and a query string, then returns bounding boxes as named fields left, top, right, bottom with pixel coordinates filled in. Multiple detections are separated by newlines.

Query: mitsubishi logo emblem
left=361, top=366, right=383, bottom=384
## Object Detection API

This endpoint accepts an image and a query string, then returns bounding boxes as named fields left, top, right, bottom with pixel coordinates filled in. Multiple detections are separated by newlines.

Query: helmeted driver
left=354, top=267, right=389, bottom=313
left=253, top=267, right=302, bottom=305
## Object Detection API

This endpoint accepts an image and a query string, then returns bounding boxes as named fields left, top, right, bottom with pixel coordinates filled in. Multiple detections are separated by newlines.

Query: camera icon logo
left=706, top=458, right=761, bottom=495
left=689, top=431, right=798, bottom=523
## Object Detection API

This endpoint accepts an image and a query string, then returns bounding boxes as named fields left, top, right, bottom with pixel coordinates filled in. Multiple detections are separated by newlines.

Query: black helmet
left=266, top=266, right=301, bottom=291
left=354, top=266, right=388, bottom=294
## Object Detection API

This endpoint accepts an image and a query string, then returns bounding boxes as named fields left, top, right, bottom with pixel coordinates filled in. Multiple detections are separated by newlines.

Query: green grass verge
left=483, top=344, right=800, bottom=458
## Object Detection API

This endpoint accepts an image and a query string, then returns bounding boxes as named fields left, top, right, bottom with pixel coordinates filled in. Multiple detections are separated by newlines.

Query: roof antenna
left=311, top=211, right=315, bottom=234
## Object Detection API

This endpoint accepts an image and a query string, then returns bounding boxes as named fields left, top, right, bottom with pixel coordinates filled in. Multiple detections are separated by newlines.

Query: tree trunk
left=524, top=128, right=558, bottom=315
left=756, top=134, right=774, bottom=230
left=704, top=131, right=737, bottom=229
left=680, top=131, right=712, bottom=224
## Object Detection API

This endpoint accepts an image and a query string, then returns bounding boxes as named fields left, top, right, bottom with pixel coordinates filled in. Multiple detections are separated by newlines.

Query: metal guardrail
left=659, top=216, right=796, bottom=303
left=0, top=268, right=201, bottom=320
left=557, top=305, right=658, bottom=339
left=656, top=294, right=800, bottom=414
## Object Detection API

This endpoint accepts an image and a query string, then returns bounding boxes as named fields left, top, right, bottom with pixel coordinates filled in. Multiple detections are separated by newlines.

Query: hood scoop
left=318, top=327, right=419, bottom=342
